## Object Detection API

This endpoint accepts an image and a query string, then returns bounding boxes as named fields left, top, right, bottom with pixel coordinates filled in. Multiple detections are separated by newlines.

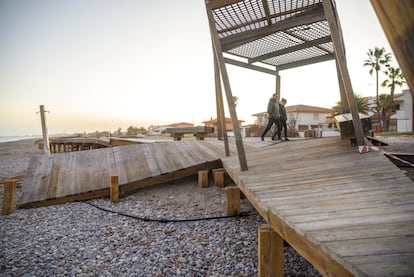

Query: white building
left=147, top=125, right=170, bottom=135
left=391, top=89, right=413, bottom=132
left=285, top=105, right=334, bottom=131
left=253, top=104, right=336, bottom=137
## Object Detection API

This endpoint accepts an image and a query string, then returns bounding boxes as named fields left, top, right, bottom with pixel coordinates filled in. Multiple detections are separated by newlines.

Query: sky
left=0, top=0, right=406, bottom=136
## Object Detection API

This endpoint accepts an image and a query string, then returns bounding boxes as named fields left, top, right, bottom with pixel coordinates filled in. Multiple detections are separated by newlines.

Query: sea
left=0, top=135, right=42, bottom=143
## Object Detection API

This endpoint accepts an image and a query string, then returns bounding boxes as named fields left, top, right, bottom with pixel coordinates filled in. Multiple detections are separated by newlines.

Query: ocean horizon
left=0, top=135, right=42, bottom=143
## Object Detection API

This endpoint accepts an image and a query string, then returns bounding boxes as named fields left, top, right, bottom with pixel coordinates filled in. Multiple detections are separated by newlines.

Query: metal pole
left=39, top=105, right=51, bottom=155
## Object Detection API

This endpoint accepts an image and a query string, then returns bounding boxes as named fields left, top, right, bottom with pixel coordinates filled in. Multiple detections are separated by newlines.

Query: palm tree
left=333, top=93, right=369, bottom=116
left=232, top=96, right=239, bottom=108
left=363, top=47, right=392, bottom=113
left=381, top=66, right=405, bottom=99
left=378, top=93, right=394, bottom=130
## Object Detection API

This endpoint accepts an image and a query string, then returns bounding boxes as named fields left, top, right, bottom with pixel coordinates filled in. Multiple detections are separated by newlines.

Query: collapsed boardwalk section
left=18, top=140, right=226, bottom=208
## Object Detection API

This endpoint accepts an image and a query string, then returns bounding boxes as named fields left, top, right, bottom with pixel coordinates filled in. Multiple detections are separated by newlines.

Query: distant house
left=147, top=125, right=170, bottom=135
left=286, top=105, right=334, bottom=131
left=168, top=122, right=194, bottom=128
left=391, top=89, right=413, bottom=132
left=253, top=104, right=333, bottom=132
left=202, top=117, right=244, bottom=137
left=148, top=122, right=194, bottom=135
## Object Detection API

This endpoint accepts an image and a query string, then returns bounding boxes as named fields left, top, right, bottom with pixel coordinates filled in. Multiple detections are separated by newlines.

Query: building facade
left=391, top=89, right=413, bottom=132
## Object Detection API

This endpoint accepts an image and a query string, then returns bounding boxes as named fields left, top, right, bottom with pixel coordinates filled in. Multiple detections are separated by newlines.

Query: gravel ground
left=0, top=139, right=320, bottom=277
left=1, top=136, right=413, bottom=276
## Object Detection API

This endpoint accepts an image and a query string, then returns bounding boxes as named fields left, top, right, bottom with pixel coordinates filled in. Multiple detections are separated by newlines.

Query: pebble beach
left=0, top=138, right=321, bottom=277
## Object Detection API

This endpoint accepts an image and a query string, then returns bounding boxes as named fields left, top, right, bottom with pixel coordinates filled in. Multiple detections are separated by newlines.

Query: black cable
left=82, top=201, right=254, bottom=223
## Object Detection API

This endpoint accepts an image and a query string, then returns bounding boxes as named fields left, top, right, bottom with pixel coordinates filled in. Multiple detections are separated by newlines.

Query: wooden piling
left=258, top=224, right=284, bottom=277
left=110, top=175, right=119, bottom=203
left=2, top=179, right=17, bottom=215
left=198, top=170, right=209, bottom=188
left=212, top=168, right=225, bottom=187
left=226, top=186, right=240, bottom=216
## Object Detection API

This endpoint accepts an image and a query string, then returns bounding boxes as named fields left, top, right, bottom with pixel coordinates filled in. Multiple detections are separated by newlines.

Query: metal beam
left=261, top=0, right=272, bottom=26
left=248, top=35, right=332, bottom=64
left=224, top=57, right=279, bottom=75
left=276, top=54, right=334, bottom=71
left=221, top=4, right=325, bottom=51
left=205, top=0, right=243, bottom=9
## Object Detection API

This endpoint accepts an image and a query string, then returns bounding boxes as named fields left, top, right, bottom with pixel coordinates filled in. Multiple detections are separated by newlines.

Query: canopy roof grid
left=210, top=0, right=335, bottom=72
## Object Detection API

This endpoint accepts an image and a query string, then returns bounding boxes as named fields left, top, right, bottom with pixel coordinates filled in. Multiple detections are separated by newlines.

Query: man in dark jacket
left=260, top=93, right=282, bottom=142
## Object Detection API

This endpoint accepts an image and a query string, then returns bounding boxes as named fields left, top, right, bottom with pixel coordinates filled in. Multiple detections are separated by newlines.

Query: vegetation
left=363, top=47, right=392, bottom=114
left=333, top=93, right=369, bottom=116
left=232, top=96, right=239, bottom=108
left=382, top=66, right=406, bottom=99
left=363, top=46, right=407, bottom=131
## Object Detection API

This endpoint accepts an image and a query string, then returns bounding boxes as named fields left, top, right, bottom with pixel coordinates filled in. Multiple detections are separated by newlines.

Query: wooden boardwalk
left=221, top=137, right=414, bottom=277
left=17, top=136, right=414, bottom=276
left=18, top=140, right=236, bottom=208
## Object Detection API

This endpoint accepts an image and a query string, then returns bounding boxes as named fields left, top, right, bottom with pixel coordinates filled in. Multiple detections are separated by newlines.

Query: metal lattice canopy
left=209, top=0, right=335, bottom=73
left=206, top=0, right=366, bottom=171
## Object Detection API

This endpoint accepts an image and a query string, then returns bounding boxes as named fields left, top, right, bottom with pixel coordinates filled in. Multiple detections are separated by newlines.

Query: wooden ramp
left=18, top=140, right=233, bottom=208
left=222, top=137, right=414, bottom=277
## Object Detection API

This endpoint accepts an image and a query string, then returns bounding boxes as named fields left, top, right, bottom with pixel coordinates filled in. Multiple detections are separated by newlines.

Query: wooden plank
left=173, top=142, right=199, bottom=167
left=293, top=207, right=414, bottom=234
left=141, top=143, right=161, bottom=177
left=345, top=253, right=414, bottom=277
left=151, top=142, right=177, bottom=174
left=114, top=145, right=151, bottom=184
left=273, top=194, right=414, bottom=218
left=307, top=221, right=414, bottom=243
left=324, top=236, right=414, bottom=258
left=21, top=155, right=54, bottom=203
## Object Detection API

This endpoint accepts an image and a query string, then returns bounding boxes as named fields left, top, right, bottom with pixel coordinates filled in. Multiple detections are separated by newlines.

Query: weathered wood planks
left=221, top=137, right=414, bottom=277
left=18, top=140, right=226, bottom=208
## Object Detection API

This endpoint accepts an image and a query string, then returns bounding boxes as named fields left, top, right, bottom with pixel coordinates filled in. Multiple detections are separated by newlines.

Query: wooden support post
left=258, top=224, right=284, bottom=277
left=198, top=170, right=209, bottom=188
left=110, top=175, right=119, bottom=203
left=212, top=168, right=225, bottom=187
left=275, top=72, right=280, bottom=99
left=322, top=0, right=366, bottom=147
left=206, top=5, right=248, bottom=171
left=226, top=186, right=240, bottom=216
left=214, top=51, right=230, bottom=156
left=39, top=105, right=50, bottom=155
left=2, top=179, right=17, bottom=215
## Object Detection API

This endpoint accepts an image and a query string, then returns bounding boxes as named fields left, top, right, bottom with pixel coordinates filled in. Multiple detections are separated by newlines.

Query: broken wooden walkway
left=16, top=136, right=414, bottom=276
left=18, top=140, right=235, bottom=208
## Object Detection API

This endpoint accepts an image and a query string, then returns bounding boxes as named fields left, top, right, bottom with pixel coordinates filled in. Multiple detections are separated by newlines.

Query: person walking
left=279, top=98, right=289, bottom=141
left=260, top=93, right=282, bottom=142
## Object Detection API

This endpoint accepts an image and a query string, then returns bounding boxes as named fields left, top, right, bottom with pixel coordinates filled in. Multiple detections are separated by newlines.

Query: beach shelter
left=205, top=0, right=366, bottom=171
